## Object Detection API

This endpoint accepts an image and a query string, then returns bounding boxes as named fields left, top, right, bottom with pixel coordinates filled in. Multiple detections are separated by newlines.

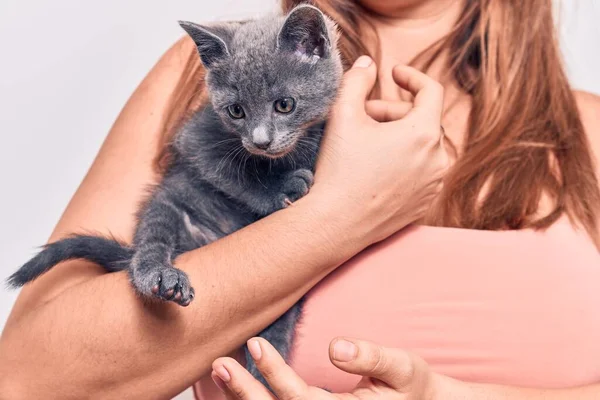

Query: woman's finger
left=248, top=337, right=311, bottom=400
left=365, top=100, right=412, bottom=122
left=391, top=64, right=444, bottom=119
left=212, top=372, right=241, bottom=400
left=212, top=357, right=276, bottom=400
left=329, top=337, right=428, bottom=391
left=333, top=55, right=378, bottom=119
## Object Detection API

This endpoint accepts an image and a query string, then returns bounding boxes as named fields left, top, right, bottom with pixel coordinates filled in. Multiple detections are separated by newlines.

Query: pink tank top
left=195, top=219, right=600, bottom=399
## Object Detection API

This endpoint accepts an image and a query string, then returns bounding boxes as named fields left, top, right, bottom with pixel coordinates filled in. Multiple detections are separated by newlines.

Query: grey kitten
left=8, top=4, right=343, bottom=386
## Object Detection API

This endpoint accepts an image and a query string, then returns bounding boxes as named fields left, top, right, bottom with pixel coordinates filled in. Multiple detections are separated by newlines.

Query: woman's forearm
left=0, top=195, right=367, bottom=399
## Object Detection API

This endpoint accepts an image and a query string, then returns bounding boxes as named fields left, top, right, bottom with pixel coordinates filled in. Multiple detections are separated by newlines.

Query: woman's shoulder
left=574, top=90, right=600, bottom=228
left=164, top=35, right=197, bottom=65
left=575, top=90, right=600, bottom=119
left=574, top=90, right=600, bottom=142
left=574, top=90, right=600, bottom=171
left=141, top=36, right=197, bottom=89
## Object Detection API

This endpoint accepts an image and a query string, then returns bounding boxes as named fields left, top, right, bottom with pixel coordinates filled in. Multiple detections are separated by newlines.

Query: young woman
left=1, top=0, right=599, bottom=399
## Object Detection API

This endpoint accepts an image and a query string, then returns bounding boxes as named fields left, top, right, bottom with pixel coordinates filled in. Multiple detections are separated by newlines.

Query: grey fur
left=7, top=4, right=342, bottom=386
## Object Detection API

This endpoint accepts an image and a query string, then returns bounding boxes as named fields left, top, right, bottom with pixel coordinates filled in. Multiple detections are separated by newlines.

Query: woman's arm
left=0, top=50, right=448, bottom=400
left=1, top=194, right=362, bottom=400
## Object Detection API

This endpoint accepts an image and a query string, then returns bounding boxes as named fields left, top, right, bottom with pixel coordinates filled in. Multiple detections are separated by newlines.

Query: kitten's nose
left=253, top=138, right=272, bottom=150
left=251, top=126, right=272, bottom=150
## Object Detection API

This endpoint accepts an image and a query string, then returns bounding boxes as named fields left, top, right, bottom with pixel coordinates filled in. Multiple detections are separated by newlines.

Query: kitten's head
left=180, top=5, right=343, bottom=158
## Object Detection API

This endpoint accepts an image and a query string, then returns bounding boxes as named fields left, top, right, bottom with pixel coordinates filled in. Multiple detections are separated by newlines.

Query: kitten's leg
left=130, top=193, right=194, bottom=306
left=238, top=169, right=314, bottom=216
left=245, top=299, right=304, bottom=389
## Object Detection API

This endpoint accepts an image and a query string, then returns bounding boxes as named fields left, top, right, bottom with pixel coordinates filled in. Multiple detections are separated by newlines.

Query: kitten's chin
left=243, top=144, right=295, bottom=159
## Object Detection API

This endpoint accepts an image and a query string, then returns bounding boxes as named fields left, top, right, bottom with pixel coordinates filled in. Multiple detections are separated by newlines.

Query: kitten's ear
left=179, top=21, right=235, bottom=68
left=277, top=5, right=332, bottom=60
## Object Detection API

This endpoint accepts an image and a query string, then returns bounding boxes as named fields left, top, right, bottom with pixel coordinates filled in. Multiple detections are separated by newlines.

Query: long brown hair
left=160, top=0, right=600, bottom=244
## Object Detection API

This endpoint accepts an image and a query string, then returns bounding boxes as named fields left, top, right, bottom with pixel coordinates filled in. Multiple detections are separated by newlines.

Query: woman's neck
left=361, top=0, right=469, bottom=151
left=363, top=0, right=465, bottom=29
left=362, top=0, right=464, bottom=95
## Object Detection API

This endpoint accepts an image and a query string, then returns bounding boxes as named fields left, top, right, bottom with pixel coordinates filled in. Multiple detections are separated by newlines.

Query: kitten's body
left=8, top=5, right=342, bottom=385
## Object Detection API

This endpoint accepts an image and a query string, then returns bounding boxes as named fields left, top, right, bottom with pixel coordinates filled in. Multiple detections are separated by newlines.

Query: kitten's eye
left=274, top=98, right=296, bottom=114
left=227, top=104, right=245, bottom=119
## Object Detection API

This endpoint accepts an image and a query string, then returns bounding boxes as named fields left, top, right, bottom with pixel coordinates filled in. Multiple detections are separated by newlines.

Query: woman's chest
left=291, top=224, right=600, bottom=392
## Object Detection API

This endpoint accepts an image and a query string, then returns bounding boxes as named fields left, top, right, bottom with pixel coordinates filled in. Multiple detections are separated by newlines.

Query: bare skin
left=1, top=1, right=599, bottom=399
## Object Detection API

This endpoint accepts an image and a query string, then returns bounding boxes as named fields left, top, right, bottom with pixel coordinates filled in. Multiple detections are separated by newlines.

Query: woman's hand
left=212, top=337, right=600, bottom=400
left=309, top=55, right=449, bottom=245
left=210, top=337, right=465, bottom=399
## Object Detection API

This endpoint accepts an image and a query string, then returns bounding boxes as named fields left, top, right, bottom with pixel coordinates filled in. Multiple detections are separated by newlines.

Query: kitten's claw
left=154, top=268, right=193, bottom=305
left=180, top=288, right=195, bottom=307
left=173, top=291, right=182, bottom=302
left=278, top=169, right=314, bottom=209
left=133, top=265, right=195, bottom=306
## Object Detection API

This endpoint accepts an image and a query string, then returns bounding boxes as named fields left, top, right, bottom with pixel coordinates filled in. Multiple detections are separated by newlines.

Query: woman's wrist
left=297, top=189, right=376, bottom=252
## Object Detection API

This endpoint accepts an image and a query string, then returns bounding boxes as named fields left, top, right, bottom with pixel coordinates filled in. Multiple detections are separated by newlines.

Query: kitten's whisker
left=241, top=153, right=251, bottom=185
left=207, top=138, right=241, bottom=150
left=229, top=146, right=244, bottom=174
left=234, top=146, right=248, bottom=185
left=296, top=142, right=312, bottom=166
left=296, top=139, right=314, bottom=164
left=251, top=159, right=268, bottom=189
left=215, top=150, right=232, bottom=176
left=216, top=145, right=243, bottom=177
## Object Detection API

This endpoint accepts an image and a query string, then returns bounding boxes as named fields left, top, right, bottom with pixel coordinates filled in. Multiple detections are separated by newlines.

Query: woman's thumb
left=329, top=338, right=421, bottom=390
left=334, top=56, right=377, bottom=117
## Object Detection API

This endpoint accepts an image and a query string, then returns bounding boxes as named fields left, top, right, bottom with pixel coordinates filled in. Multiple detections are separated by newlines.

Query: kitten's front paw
left=276, top=169, right=314, bottom=208
left=131, top=265, right=195, bottom=307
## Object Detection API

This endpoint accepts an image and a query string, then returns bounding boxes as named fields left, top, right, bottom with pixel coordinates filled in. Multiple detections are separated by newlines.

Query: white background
left=0, top=2, right=598, bottom=395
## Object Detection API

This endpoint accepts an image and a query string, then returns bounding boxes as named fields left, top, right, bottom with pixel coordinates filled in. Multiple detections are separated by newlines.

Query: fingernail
left=333, top=340, right=357, bottom=362
left=215, top=365, right=231, bottom=383
left=353, top=55, right=372, bottom=68
left=211, top=371, right=228, bottom=392
left=248, top=339, right=262, bottom=361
